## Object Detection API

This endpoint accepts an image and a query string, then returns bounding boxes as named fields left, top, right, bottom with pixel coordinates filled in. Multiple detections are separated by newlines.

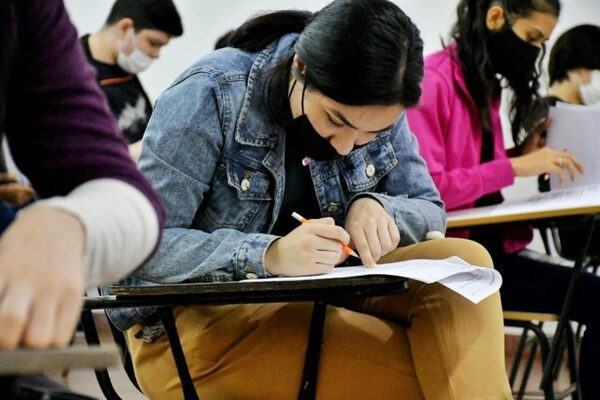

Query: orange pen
left=291, top=212, right=360, bottom=258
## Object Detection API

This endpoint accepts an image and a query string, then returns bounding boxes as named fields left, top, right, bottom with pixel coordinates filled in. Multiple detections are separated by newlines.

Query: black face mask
left=486, top=22, right=541, bottom=87
left=288, top=80, right=340, bottom=162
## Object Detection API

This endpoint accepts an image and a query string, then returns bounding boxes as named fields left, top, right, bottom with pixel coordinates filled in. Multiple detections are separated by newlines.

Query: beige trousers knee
left=126, top=238, right=511, bottom=400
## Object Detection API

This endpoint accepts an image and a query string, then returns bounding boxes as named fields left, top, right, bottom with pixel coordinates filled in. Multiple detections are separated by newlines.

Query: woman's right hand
left=264, top=217, right=350, bottom=276
left=510, top=147, right=584, bottom=187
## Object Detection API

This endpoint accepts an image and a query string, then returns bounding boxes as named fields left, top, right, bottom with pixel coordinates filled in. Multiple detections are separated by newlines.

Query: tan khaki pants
left=126, top=238, right=511, bottom=399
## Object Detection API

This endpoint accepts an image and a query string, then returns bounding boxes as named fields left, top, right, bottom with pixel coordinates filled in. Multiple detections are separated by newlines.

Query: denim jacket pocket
left=225, top=158, right=272, bottom=201
left=340, top=139, right=398, bottom=193
left=202, top=158, right=272, bottom=230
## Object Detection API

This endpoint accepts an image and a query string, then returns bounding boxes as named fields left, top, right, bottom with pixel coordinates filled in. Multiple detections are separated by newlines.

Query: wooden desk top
left=85, top=275, right=409, bottom=310
left=447, top=184, right=600, bottom=229
left=448, top=204, right=600, bottom=228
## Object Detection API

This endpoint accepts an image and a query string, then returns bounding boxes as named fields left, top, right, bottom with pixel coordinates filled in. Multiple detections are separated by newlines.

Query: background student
left=547, top=24, right=600, bottom=107
left=537, top=24, right=600, bottom=256
left=108, top=0, right=512, bottom=398
left=0, top=0, right=164, bottom=350
left=81, top=0, right=183, bottom=160
left=406, top=0, right=600, bottom=397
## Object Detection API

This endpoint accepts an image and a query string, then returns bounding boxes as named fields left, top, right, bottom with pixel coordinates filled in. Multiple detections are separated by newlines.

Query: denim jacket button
left=366, top=164, right=376, bottom=177
left=327, top=203, right=339, bottom=213
left=245, top=272, right=258, bottom=280
left=240, top=178, right=250, bottom=191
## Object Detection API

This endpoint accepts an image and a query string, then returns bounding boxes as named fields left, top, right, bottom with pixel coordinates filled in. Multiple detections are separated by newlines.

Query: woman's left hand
left=345, top=197, right=400, bottom=267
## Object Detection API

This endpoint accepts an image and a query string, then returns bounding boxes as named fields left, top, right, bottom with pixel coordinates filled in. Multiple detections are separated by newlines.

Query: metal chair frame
left=506, top=214, right=598, bottom=400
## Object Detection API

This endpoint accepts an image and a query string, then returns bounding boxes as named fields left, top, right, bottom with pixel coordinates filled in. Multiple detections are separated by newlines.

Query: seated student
left=406, top=1, right=600, bottom=398
left=0, top=0, right=164, bottom=350
left=80, top=0, right=183, bottom=160
left=548, top=24, right=600, bottom=107
left=539, top=24, right=600, bottom=257
left=108, top=1, right=512, bottom=399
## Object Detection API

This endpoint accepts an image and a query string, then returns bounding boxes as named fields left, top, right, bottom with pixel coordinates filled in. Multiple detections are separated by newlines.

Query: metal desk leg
left=541, top=216, right=596, bottom=398
left=159, top=308, right=200, bottom=400
left=80, top=310, right=123, bottom=400
left=298, top=301, right=327, bottom=400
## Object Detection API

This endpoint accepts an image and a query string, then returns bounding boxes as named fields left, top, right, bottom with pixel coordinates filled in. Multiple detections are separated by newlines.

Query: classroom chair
left=504, top=310, right=579, bottom=400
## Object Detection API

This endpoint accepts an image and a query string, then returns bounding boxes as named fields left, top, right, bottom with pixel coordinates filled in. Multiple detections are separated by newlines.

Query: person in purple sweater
left=0, top=0, right=164, bottom=349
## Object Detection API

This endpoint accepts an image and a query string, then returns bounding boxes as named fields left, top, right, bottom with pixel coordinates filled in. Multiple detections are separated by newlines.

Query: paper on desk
left=447, top=183, right=600, bottom=223
left=547, top=103, right=600, bottom=189
left=242, top=256, right=502, bottom=304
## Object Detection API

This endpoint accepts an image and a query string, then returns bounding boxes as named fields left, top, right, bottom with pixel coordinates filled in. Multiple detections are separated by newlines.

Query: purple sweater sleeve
left=4, top=0, right=164, bottom=228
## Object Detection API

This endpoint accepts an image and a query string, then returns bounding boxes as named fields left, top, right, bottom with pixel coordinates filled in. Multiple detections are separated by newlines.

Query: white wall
left=64, top=1, right=600, bottom=102
left=65, top=0, right=599, bottom=211
left=63, top=0, right=469, bottom=101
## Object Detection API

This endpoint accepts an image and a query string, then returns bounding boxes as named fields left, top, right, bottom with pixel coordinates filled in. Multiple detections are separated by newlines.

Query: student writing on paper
left=537, top=24, right=600, bottom=259
left=106, top=1, right=512, bottom=398
left=407, top=1, right=600, bottom=397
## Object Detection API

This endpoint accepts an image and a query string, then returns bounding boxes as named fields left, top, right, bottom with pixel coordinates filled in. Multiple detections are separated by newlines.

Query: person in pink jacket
left=407, top=0, right=600, bottom=398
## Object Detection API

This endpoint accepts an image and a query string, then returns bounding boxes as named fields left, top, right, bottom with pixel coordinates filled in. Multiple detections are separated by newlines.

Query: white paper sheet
left=547, top=103, right=600, bottom=189
left=242, top=256, right=502, bottom=304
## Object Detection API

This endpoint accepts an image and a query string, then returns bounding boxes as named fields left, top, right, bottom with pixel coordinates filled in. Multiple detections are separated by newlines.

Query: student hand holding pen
left=264, top=197, right=400, bottom=275
left=264, top=216, right=352, bottom=276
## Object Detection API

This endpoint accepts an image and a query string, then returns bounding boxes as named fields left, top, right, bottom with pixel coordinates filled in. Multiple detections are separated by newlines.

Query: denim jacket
left=108, top=34, right=446, bottom=331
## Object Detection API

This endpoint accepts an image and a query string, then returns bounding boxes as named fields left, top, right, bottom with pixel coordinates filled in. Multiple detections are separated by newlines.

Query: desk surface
left=85, top=275, right=409, bottom=310
left=448, top=204, right=600, bottom=228
left=0, top=344, right=120, bottom=376
left=447, top=184, right=600, bottom=228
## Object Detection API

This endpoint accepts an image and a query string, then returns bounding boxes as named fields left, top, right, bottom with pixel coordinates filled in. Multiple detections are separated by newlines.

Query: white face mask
left=117, top=29, right=153, bottom=74
left=580, top=70, right=600, bottom=106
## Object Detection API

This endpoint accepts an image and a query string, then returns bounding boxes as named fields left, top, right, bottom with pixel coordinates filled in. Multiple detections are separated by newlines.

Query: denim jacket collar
left=234, top=34, right=299, bottom=148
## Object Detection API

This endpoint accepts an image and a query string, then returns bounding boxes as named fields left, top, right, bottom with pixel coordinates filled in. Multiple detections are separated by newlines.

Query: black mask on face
left=288, top=79, right=340, bottom=162
left=486, top=22, right=541, bottom=87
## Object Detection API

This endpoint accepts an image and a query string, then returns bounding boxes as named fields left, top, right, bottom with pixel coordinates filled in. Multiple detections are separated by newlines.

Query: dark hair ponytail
left=229, top=10, right=313, bottom=53
left=451, top=0, right=560, bottom=147
left=230, top=0, right=424, bottom=109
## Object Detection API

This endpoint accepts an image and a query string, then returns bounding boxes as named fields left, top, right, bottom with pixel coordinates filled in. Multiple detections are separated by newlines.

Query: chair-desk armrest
left=85, top=275, right=408, bottom=310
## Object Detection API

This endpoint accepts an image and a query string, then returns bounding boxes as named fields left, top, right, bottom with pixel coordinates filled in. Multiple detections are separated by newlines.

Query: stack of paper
left=243, top=256, right=502, bottom=304
left=548, top=103, right=600, bottom=189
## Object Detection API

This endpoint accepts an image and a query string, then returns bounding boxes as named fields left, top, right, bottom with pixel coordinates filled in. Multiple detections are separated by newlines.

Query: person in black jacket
left=81, top=0, right=183, bottom=160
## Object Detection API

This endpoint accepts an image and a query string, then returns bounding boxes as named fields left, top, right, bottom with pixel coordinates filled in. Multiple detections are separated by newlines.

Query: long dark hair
left=229, top=0, right=424, bottom=111
left=451, top=0, right=560, bottom=147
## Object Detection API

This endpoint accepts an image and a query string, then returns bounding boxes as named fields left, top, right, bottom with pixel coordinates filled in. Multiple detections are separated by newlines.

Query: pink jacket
left=407, top=44, right=531, bottom=253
